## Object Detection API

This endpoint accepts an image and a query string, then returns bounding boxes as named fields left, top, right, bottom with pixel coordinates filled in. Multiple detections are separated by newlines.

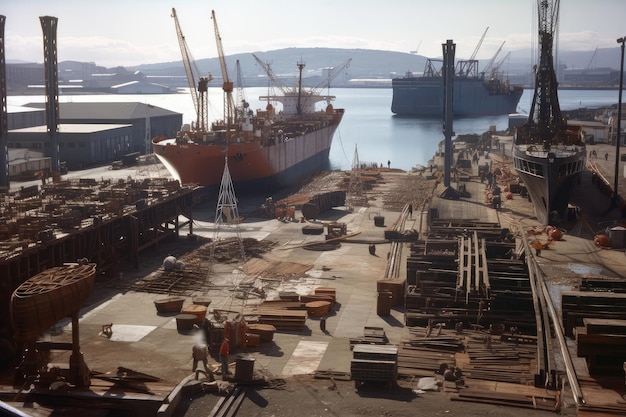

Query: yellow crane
left=171, top=8, right=212, bottom=134
left=211, top=10, right=236, bottom=130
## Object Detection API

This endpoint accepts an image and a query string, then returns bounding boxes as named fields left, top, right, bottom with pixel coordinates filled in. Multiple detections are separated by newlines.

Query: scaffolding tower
left=207, top=157, right=246, bottom=275
left=346, top=144, right=366, bottom=209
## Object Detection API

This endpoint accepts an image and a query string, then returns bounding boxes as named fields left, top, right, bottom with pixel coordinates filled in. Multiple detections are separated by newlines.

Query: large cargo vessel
left=512, top=0, right=586, bottom=225
left=153, top=84, right=344, bottom=189
left=154, top=10, right=346, bottom=189
left=391, top=58, right=523, bottom=117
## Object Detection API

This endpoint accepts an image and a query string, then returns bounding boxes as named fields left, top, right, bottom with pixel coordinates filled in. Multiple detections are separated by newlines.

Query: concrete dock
left=3, top=139, right=626, bottom=416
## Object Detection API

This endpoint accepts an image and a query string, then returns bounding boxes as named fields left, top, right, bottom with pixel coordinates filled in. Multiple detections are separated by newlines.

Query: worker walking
left=219, top=338, right=230, bottom=378
left=192, top=343, right=214, bottom=381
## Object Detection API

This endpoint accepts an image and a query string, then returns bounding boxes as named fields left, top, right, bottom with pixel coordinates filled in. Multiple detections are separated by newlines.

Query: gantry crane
left=252, top=53, right=290, bottom=95
left=211, top=10, right=236, bottom=128
left=481, top=41, right=505, bottom=78
left=235, top=59, right=249, bottom=120
left=491, top=51, right=511, bottom=79
left=171, top=8, right=211, bottom=133
left=457, top=26, right=488, bottom=78
left=311, top=58, right=352, bottom=95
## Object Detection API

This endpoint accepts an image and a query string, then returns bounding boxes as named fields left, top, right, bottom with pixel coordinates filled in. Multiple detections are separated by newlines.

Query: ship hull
left=513, top=146, right=586, bottom=224
left=11, top=263, right=97, bottom=342
left=391, top=77, right=523, bottom=117
left=153, top=115, right=341, bottom=189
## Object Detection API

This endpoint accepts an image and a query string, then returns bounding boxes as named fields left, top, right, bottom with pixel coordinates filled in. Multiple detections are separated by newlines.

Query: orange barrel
left=234, top=355, right=255, bottom=381
left=306, top=301, right=331, bottom=317
left=377, top=291, right=393, bottom=316
left=175, top=314, right=197, bottom=332
left=181, top=304, right=207, bottom=325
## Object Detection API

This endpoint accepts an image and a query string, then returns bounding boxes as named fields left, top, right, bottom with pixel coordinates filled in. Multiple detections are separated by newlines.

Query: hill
left=127, top=46, right=622, bottom=87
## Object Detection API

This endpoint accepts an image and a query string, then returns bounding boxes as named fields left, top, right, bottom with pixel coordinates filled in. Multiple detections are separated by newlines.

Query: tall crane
left=481, top=41, right=505, bottom=78
left=211, top=10, right=236, bottom=127
left=171, top=8, right=211, bottom=133
left=311, top=58, right=352, bottom=95
left=235, top=59, right=250, bottom=119
left=526, top=0, right=562, bottom=132
left=252, top=53, right=290, bottom=95
left=586, top=46, right=598, bottom=70
left=457, top=27, right=488, bottom=78
left=491, top=51, right=511, bottom=79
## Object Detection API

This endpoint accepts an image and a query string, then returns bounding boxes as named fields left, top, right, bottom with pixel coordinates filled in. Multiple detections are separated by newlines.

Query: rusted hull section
left=11, top=263, right=96, bottom=341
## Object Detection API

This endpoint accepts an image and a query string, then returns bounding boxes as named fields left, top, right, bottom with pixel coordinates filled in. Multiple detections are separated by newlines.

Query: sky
left=3, top=0, right=626, bottom=68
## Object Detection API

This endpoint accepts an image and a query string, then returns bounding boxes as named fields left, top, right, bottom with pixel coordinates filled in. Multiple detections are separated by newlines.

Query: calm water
left=8, top=87, right=620, bottom=171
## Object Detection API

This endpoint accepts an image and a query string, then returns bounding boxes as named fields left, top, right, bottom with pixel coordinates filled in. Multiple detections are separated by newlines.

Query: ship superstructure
left=512, top=0, right=586, bottom=224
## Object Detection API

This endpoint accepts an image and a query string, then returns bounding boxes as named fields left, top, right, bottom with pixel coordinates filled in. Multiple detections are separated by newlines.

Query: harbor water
left=7, top=87, right=620, bottom=171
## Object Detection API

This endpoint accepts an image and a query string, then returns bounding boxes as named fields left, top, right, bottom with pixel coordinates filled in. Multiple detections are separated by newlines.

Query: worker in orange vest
left=219, top=338, right=230, bottom=377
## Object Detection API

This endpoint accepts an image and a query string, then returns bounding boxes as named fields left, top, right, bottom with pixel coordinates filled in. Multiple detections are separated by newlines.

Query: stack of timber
left=314, top=287, right=336, bottom=302
left=463, top=332, right=537, bottom=384
left=349, top=326, right=389, bottom=349
left=579, top=277, right=626, bottom=293
left=397, top=327, right=461, bottom=377
left=451, top=388, right=560, bottom=412
left=575, top=318, right=626, bottom=375
left=257, top=300, right=307, bottom=330
left=351, top=344, right=398, bottom=388
left=404, top=221, right=536, bottom=333
left=561, top=290, right=626, bottom=338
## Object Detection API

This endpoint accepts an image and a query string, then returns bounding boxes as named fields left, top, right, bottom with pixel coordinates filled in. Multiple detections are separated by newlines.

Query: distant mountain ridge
left=127, top=46, right=623, bottom=82
left=8, top=46, right=621, bottom=93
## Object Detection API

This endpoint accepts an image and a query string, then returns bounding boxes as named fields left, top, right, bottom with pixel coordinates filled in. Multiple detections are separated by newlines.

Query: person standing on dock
left=219, top=338, right=230, bottom=377
left=192, top=343, right=214, bottom=381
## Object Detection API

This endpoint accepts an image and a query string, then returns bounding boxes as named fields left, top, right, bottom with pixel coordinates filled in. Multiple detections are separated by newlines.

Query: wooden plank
left=583, top=318, right=626, bottom=335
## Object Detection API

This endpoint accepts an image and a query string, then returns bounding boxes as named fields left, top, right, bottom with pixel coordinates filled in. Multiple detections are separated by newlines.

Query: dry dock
left=2, top=139, right=626, bottom=416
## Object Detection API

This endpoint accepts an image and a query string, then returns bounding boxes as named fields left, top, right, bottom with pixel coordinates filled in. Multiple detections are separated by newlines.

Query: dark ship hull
left=512, top=0, right=587, bottom=225
left=513, top=141, right=586, bottom=224
left=391, top=75, right=523, bottom=117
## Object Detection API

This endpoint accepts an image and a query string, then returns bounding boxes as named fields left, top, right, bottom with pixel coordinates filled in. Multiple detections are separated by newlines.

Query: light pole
left=613, top=37, right=625, bottom=210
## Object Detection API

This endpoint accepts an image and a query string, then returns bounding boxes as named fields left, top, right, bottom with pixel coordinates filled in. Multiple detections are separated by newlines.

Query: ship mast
left=524, top=0, right=563, bottom=147
left=296, top=61, right=305, bottom=115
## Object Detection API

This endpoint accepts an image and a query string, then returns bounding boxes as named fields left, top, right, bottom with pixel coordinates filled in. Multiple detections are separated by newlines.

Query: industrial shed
left=20, top=102, right=182, bottom=155
left=8, top=123, right=133, bottom=170
left=568, top=120, right=608, bottom=144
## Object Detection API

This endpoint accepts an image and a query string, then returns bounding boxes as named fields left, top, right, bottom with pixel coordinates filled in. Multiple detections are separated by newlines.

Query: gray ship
left=512, top=0, right=587, bottom=225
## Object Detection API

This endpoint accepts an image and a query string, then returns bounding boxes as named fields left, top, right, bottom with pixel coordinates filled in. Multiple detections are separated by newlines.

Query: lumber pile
left=561, top=291, right=626, bottom=338
left=575, top=318, right=626, bottom=375
left=464, top=333, right=537, bottom=384
left=349, top=326, right=388, bottom=349
left=351, top=344, right=398, bottom=388
left=257, top=301, right=307, bottom=331
left=451, top=389, right=559, bottom=411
